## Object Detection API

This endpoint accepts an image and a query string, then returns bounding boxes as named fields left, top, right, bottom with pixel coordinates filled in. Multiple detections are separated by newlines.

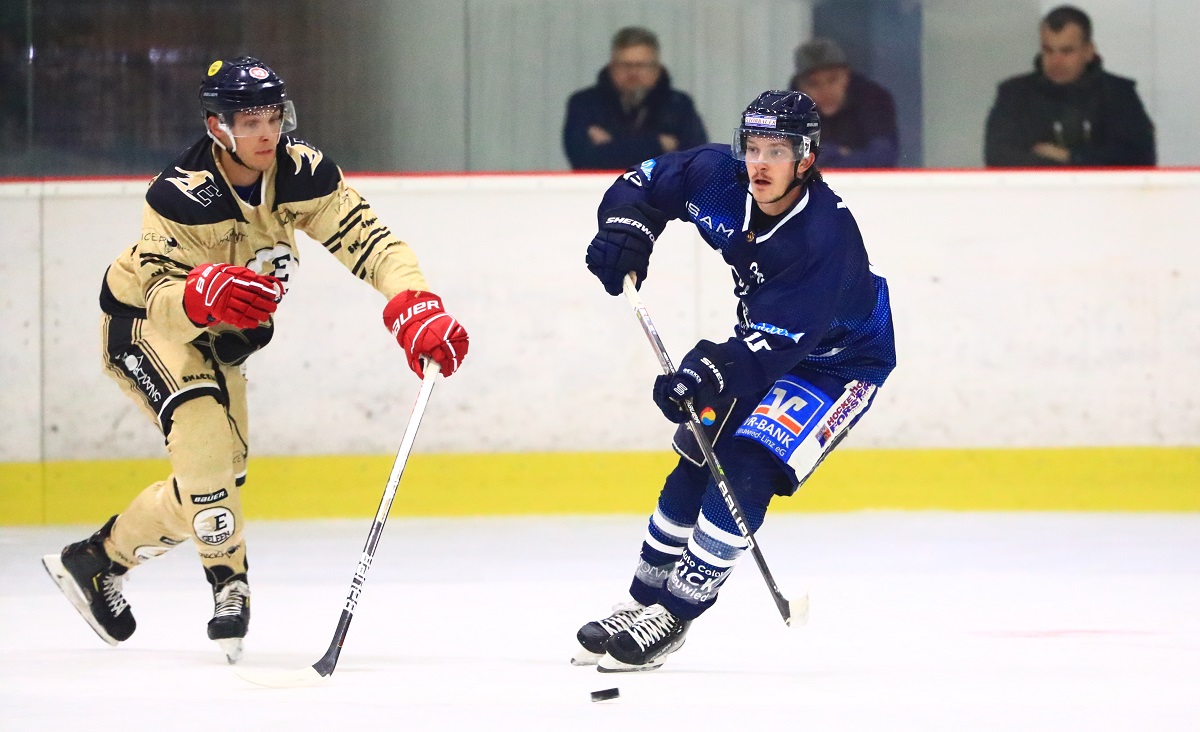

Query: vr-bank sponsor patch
left=734, top=377, right=831, bottom=463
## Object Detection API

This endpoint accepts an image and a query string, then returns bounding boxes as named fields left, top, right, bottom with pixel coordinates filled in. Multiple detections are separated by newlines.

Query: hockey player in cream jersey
left=42, top=56, right=469, bottom=663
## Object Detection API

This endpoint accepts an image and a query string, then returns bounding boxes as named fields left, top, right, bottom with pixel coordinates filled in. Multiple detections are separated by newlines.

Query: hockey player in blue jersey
left=575, top=90, right=896, bottom=672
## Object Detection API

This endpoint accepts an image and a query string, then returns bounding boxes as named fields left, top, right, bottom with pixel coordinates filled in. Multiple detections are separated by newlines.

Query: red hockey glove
left=383, top=290, right=469, bottom=378
left=183, top=263, right=282, bottom=330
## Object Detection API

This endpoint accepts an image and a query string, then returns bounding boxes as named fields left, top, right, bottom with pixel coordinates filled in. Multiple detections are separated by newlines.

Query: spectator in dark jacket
left=985, top=5, right=1155, bottom=167
left=789, top=37, right=898, bottom=168
left=563, top=27, right=708, bottom=170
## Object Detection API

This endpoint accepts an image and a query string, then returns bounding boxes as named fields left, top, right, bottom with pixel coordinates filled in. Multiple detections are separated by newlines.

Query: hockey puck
left=590, top=687, right=620, bottom=702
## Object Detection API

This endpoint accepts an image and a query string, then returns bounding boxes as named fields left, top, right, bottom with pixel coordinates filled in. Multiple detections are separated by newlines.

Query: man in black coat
left=563, top=27, right=708, bottom=170
left=985, top=5, right=1155, bottom=167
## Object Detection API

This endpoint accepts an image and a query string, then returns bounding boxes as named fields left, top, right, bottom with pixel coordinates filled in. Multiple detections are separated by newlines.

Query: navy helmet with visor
left=199, top=56, right=297, bottom=150
left=732, top=90, right=821, bottom=162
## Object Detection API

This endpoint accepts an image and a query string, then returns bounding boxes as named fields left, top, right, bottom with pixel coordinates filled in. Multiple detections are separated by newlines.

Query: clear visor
left=732, top=130, right=810, bottom=164
left=216, top=100, right=297, bottom=138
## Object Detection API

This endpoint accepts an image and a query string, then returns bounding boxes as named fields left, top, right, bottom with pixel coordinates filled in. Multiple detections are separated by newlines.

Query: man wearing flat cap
left=790, top=37, right=899, bottom=168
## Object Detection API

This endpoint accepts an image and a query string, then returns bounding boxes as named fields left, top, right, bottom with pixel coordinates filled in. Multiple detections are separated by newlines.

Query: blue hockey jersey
left=599, top=143, right=896, bottom=391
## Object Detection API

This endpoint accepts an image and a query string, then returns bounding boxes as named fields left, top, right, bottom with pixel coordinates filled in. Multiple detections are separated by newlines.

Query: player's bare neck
left=216, top=147, right=262, bottom=188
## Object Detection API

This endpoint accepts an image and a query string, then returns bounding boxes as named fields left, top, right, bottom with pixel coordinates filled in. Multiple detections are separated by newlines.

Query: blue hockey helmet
left=199, top=56, right=297, bottom=136
left=732, top=90, right=821, bottom=161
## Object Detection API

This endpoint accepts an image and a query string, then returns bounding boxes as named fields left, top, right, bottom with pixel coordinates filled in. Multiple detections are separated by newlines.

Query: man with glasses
left=563, top=26, right=708, bottom=170
left=41, top=56, right=469, bottom=664
left=575, top=91, right=895, bottom=671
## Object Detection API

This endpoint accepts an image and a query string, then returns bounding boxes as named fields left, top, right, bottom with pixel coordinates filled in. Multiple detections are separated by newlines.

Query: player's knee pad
left=161, top=397, right=245, bottom=563
left=166, top=397, right=236, bottom=492
left=716, top=439, right=793, bottom=522
left=654, top=457, right=709, bottom=524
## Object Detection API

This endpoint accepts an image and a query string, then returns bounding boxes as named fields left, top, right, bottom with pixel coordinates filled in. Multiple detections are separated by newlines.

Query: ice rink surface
left=3, top=512, right=1199, bottom=731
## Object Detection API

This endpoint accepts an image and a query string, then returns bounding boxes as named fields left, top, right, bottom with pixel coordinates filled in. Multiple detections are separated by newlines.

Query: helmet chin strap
left=785, top=152, right=818, bottom=194
left=207, top=123, right=255, bottom=171
left=758, top=154, right=813, bottom=203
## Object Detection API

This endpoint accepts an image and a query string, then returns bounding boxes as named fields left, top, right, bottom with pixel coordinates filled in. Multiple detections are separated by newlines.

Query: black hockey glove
left=652, top=340, right=733, bottom=424
left=585, top=203, right=667, bottom=296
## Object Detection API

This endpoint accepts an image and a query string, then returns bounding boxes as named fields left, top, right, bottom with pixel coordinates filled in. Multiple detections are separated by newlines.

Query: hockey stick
left=622, top=275, right=808, bottom=627
left=235, top=358, right=442, bottom=688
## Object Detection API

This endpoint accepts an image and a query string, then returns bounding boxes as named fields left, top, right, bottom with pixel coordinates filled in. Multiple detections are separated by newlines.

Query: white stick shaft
left=373, top=359, right=441, bottom=526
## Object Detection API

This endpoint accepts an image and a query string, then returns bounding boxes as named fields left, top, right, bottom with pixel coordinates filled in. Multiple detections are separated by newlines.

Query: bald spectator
left=563, top=26, right=708, bottom=170
left=790, top=37, right=898, bottom=168
left=985, top=5, right=1155, bottom=167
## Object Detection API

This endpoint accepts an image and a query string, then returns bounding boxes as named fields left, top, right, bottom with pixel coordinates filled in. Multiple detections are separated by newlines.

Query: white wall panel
left=2, top=170, right=1198, bottom=464
left=1147, top=0, right=1200, bottom=167
left=0, top=191, right=43, bottom=461
left=39, top=184, right=156, bottom=460
left=922, top=0, right=1037, bottom=168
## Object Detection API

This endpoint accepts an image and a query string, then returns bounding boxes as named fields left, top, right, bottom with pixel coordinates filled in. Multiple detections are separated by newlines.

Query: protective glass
left=217, top=100, right=298, bottom=138
left=732, top=130, right=810, bottom=163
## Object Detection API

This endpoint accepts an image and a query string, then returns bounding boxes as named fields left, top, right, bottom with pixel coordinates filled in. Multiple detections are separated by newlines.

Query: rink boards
left=2, top=446, right=1200, bottom=524
left=2, top=171, right=1198, bottom=523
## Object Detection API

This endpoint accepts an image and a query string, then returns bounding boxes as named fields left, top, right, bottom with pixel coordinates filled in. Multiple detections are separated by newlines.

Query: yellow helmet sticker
left=207, top=60, right=223, bottom=76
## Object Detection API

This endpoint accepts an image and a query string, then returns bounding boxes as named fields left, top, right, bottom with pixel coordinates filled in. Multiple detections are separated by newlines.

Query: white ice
left=3, top=513, right=1199, bottom=731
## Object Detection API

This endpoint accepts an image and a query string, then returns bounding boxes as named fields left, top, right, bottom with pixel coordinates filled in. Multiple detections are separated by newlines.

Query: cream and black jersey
left=101, top=135, right=427, bottom=346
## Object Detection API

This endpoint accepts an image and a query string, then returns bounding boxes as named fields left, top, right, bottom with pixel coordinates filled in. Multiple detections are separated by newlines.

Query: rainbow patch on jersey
left=699, top=406, right=717, bottom=425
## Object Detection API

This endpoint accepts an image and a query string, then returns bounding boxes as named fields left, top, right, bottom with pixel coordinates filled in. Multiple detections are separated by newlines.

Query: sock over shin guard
left=659, top=440, right=792, bottom=619
left=629, top=459, right=710, bottom=605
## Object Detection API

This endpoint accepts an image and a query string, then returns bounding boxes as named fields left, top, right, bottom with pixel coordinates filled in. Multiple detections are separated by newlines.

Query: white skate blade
left=570, top=648, right=603, bottom=666
left=787, top=594, right=810, bottom=627
left=597, top=635, right=686, bottom=673
left=217, top=638, right=243, bottom=665
left=41, top=553, right=119, bottom=647
left=597, top=654, right=665, bottom=673
left=235, top=665, right=326, bottom=689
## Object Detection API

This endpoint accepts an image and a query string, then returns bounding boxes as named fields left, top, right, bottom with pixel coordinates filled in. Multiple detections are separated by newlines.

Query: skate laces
left=598, top=600, right=645, bottom=633
left=213, top=580, right=249, bottom=618
left=101, top=573, right=129, bottom=616
left=626, top=606, right=678, bottom=650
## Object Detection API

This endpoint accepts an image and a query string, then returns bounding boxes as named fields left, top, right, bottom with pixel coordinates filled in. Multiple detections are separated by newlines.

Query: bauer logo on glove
left=383, top=290, right=469, bottom=378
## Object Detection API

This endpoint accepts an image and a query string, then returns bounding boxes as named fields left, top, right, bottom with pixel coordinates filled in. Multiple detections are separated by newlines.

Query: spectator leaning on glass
left=563, top=26, right=708, bottom=170
left=985, top=5, right=1155, bottom=167
left=789, top=37, right=898, bottom=168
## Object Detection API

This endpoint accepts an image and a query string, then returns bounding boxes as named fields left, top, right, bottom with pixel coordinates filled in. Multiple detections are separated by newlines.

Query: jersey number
left=744, top=332, right=771, bottom=351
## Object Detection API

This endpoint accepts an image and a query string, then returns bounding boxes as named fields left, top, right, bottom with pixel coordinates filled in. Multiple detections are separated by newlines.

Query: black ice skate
left=571, top=599, right=646, bottom=666
left=205, top=566, right=250, bottom=664
left=599, top=604, right=690, bottom=672
left=41, top=516, right=136, bottom=645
